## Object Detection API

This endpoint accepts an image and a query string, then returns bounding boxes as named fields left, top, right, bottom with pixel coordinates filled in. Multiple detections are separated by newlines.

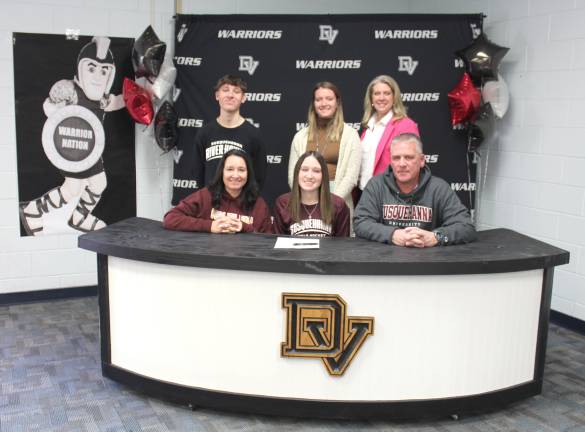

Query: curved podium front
left=79, top=217, right=569, bottom=420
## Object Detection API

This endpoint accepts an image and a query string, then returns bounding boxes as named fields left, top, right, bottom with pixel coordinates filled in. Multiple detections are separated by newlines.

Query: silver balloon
left=146, top=61, right=177, bottom=99
left=481, top=74, right=509, bottom=118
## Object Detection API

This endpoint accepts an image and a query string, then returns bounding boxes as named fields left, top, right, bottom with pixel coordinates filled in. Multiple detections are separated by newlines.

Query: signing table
left=79, top=217, right=569, bottom=419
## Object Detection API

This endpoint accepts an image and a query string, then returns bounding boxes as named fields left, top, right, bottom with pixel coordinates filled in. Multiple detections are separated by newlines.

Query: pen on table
left=292, top=242, right=318, bottom=246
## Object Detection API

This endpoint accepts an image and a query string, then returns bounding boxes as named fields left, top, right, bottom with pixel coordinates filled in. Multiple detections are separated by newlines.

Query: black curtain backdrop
left=172, top=14, right=482, bottom=209
left=14, top=33, right=136, bottom=236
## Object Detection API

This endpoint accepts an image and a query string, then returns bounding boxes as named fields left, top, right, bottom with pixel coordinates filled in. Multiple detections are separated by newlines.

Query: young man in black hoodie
left=354, top=133, right=477, bottom=247
left=192, top=75, right=267, bottom=192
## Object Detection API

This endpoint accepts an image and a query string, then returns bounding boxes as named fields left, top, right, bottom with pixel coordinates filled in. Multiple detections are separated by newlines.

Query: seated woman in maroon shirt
left=163, top=149, right=272, bottom=234
left=274, top=151, right=349, bottom=237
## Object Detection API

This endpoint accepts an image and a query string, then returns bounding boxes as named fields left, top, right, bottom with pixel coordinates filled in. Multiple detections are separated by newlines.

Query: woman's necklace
left=315, top=128, right=330, bottom=155
left=302, top=203, right=319, bottom=219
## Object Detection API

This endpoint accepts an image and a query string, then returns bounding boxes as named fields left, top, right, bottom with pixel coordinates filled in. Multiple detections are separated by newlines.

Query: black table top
left=78, top=217, right=569, bottom=275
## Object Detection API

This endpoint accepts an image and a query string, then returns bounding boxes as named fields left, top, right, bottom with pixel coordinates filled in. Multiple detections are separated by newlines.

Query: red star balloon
left=448, top=72, right=481, bottom=126
left=123, top=78, right=154, bottom=125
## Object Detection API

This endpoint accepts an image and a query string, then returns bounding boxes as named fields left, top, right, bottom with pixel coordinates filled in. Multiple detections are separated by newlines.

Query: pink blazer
left=361, top=117, right=420, bottom=176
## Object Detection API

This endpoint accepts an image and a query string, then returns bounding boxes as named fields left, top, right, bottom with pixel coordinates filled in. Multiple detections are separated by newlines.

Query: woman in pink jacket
left=358, top=75, right=420, bottom=191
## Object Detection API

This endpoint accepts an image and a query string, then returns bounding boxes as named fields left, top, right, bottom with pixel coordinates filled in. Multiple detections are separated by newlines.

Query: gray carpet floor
left=1, top=297, right=584, bottom=432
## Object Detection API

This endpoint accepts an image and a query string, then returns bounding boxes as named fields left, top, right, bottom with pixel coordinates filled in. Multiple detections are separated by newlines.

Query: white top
left=359, top=111, right=393, bottom=190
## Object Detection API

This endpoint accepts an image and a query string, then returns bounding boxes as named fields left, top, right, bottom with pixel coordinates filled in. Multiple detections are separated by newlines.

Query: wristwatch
left=433, top=230, right=445, bottom=246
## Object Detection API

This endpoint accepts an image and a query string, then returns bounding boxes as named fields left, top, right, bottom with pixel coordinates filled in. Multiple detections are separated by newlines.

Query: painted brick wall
left=0, top=0, right=174, bottom=294
left=408, top=0, right=585, bottom=320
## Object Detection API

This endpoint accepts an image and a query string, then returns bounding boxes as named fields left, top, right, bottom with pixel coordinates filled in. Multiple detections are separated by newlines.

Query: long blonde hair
left=307, top=81, right=345, bottom=143
left=361, top=75, right=408, bottom=129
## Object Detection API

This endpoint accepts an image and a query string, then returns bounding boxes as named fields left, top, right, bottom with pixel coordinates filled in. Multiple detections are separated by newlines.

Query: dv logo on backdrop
left=172, top=149, right=183, bottom=164
left=177, top=24, right=188, bottom=43
left=239, top=55, right=259, bottom=75
left=398, top=56, right=418, bottom=75
left=319, top=25, right=339, bottom=44
left=470, top=23, right=482, bottom=39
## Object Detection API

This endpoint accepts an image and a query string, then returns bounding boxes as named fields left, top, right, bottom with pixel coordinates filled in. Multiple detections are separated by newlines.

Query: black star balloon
left=468, top=102, right=496, bottom=151
left=456, top=33, right=509, bottom=85
left=132, top=25, right=166, bottom=78
left=154, top=101, right=179, bottom=153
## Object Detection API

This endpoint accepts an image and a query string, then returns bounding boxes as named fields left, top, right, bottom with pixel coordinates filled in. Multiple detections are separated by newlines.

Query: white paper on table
left=274, top=237, right=320, bottom=249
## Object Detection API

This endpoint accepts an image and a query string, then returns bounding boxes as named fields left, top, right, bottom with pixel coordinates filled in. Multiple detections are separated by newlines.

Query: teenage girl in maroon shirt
left=274, top=151, right=349, bottom=237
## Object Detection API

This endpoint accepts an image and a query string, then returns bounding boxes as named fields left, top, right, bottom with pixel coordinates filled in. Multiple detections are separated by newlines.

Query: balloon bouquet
left=449, top=32, right=510, bottom=151
left=449, top=31, right=510, bottom=221
left=124, top=25, right=179, bottom=153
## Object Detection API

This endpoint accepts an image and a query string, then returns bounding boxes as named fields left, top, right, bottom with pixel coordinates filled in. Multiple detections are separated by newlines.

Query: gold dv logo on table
left=281, top=293, right=374, bottom=376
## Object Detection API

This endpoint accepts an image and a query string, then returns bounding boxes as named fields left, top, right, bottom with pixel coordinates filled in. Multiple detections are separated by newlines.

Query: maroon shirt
left=163, top=187, right=273, bottom=233
left=273, top=192, right=349, bottom=237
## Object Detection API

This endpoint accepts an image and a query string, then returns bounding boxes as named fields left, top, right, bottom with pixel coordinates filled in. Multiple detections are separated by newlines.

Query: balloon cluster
left=124, top=25, right=179, bottom=153
left=449, top=32, right=510, bottom=151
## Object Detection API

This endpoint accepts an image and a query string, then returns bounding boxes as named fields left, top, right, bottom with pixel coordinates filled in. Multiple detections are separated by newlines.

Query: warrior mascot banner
left=14, top=33, right=135, bottom=236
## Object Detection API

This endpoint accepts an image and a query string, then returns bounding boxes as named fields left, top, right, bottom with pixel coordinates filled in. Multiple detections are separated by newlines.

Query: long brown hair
left=307, top=81, right=345, bottom=143
left=361, top=75, right=408, bottom=129
left=208, top=149, right=258, bottom=211
left=288, top=151, right=333, bottom=224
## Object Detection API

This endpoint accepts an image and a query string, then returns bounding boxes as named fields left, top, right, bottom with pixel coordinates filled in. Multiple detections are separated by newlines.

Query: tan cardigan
left=288, top=123, right=361, bottom=217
